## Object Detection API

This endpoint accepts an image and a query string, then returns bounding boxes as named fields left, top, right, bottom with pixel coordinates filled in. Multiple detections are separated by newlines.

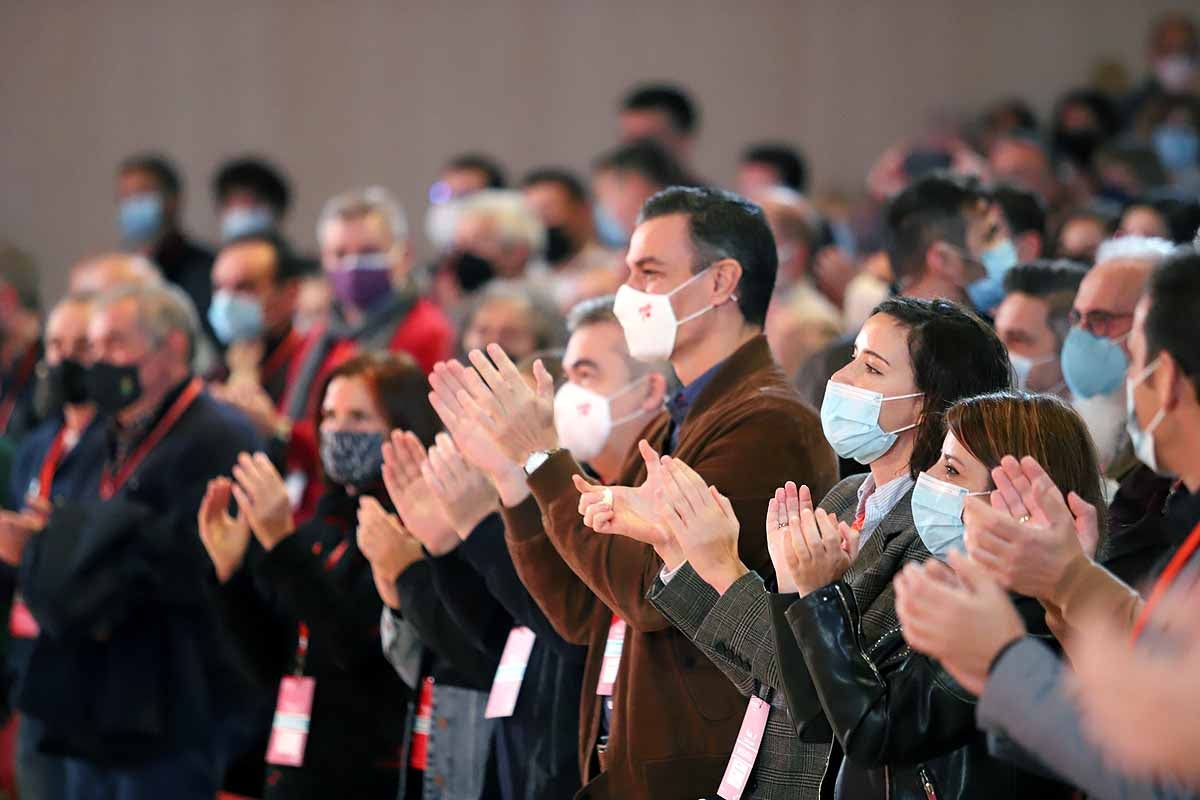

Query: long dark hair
left=871, top=297, right=1012, bottom=478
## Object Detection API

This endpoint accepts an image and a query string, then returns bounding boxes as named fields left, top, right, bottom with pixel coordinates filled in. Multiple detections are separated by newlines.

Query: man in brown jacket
left=432, top=187, right=837, bottom=799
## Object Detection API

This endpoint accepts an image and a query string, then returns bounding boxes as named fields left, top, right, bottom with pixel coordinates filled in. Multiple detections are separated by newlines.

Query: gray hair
left=317, top=186, right=409, bottom=244
left=468, top=280, right=565, bottom=351
left=1094, top=235, right=1176, bottom=267
left=95, top=282, right=201, bottom=363
left=455, top=190, right=546, bottom=253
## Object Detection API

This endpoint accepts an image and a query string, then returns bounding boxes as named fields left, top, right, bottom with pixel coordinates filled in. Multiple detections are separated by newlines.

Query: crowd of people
left=0, top=10, right=1199, bottom=800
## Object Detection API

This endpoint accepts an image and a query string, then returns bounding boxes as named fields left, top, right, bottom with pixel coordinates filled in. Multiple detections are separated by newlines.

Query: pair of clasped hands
left=575, top=443, right=862, bottom=597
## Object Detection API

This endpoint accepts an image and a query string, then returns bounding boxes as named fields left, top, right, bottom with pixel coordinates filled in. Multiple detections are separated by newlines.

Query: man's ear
left=925, top=241, right=961, bottom=283
left=641, top=371, right=669, bottom=412
left=710, top=258, right=743, bottom=306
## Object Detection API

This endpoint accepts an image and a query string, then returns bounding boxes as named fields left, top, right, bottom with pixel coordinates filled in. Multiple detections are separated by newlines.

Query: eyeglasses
left=1068, top=308, right=1134, bottom=337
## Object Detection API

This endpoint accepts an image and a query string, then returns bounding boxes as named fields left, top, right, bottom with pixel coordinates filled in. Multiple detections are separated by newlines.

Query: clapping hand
left=964, top=455, right=1099, bottom=605
left=231, top=452, right=295, bottom=550
left=381, top=431, right=460, bottom=556
left=654, top=456, right=746, bottom=593
left=421, top=433, right=500, bottom=540
left=575, top=440, right=678, bottom=558
left=198, top=477, right=252, bottom=582
left=894, top=550, right=1026, bottom=696
left=356, top=495, right=424, bottom=609
left=769, top=481, right=857, bottom=596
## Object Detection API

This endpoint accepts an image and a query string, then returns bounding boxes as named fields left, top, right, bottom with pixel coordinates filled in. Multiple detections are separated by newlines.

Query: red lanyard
left=261, top=330, right=304, bottom=408
left=31, top=426, right=71, bottom=504
left=0, top=347, right=39, bottom=435
left=100, top=378, right=204, bottom=500
left=1132, top=520, right=1200, bottom=641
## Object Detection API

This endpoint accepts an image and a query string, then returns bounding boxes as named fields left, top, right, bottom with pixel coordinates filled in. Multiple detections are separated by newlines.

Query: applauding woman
left=198, top=353, right=439, bottom=799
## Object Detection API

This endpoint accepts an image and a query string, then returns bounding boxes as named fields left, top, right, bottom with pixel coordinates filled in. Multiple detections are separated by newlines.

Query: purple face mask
left=331, top=253, right=393, bottom=310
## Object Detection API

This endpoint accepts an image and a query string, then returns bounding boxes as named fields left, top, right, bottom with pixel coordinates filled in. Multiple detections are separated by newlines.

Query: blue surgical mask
left=1125, top=357, right=1172, bottom=477
left=820, top=380, right=923, bottom=465
left=220, top=206, right=276, bottom=242
left=207, top=290, right=265, bottom=344
left=118, top=193, right=164, bottom=244
left=911, top=472, right=989, bottom=558
left=1061, top=326, right=1129, bottom=400
left=594, top=205, right=629, bottom=248
left=966, top=239, right=1018, bottom=313
left=1153, top=125, right=1199, bottom=174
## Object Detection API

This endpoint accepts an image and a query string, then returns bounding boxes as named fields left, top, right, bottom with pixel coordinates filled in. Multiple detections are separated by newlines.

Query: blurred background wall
left=0, top=0, right=1185, bottom=300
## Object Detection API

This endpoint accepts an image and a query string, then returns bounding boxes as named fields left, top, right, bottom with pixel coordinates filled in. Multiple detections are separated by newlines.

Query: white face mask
left=553, top=378, right=649, bottom=462
left=1009, top=352, right=1058, bottom=391
left=1125, top=358, right=1173, bottom=477
left=612, top=267, right=720, bottom=362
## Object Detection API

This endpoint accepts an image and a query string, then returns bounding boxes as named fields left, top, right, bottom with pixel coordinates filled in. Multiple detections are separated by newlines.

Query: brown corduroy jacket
left=502, top=335, right=838, bottom=800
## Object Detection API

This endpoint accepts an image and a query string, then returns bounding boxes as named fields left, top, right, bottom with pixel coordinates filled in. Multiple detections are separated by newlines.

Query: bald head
left=69, top=252, right=162, bottom=295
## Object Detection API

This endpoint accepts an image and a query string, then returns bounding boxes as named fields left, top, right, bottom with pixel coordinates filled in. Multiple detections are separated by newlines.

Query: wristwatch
left=523, top=448, right=561, bottom=475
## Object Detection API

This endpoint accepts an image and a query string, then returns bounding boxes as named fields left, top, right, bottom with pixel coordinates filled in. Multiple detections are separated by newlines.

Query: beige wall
left=0, top=0, right=1185, bottom=304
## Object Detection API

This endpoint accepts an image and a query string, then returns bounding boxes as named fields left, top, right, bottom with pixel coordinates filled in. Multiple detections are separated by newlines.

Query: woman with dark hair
left=198, top=352, right=437, bottom=799
left=580, top=297, right=1016, bottom=798
left=644, top=389, right=1100, bottom=799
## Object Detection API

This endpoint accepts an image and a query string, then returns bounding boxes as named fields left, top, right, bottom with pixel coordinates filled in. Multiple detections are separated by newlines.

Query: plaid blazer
left=647, top=474, right=920, bottom=799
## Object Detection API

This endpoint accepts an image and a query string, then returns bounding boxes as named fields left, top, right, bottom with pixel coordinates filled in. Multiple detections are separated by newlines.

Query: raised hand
left=231, top=452, right=295, bottom=550
left=356, top=496, right=424, bottom=609
left=655, top=456, right=745, bottom=593
left=381, top=430, right=460, bottom=556
left=963, top=455, right=1097, bottom=604
left=766, top=483, right=813, bottom=594
left=779, top=481, right=852, bottom=595
left=894, top=550, right=1026, bottom=696
left=422, top=433, right=499, bottom=540
left=440, top=345, right=557, bottom=466
left=575, top=440, right=670, bottom=547
left=198, top=477, right=252, bottom=582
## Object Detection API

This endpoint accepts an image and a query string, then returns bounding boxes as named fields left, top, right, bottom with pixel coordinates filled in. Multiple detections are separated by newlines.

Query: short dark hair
left=1145, top=196, right=1200, bottom=245
left=621, top=83, right=698, bottom=134
left=1002, top=260, right=1087, bottom=344
left=213, top=157, right=291, bottom=216
left=222, top=232, right=305, bottom=284
left=118, top=153, right=182, bottom=196
left=446, top=153, right=507, bottom=189
left=593, top=139, right=689, bottom=189
left=565, top=294, right=617, bottom=333
left=520, top=168, right=589, bottom=204
left=1144, top=246, right=1200, bottom=397
left=870, top=297, right=1012, bottom=478
left=884, top=172, right=990, bottom=284
left=992, top=182, right=1047, bottom=238
left=741, top=143, right=808, bottom=193
left=1051, top=205, right=1119, bottom=258
left=638, top=186, right=777, bottom=327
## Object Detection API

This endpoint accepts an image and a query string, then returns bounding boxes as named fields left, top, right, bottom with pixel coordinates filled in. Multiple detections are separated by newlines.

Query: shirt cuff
left=659, top=560, right=689, bottom=584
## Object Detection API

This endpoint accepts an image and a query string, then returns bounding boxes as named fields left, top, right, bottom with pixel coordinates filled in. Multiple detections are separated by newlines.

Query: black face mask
left=452, top=251, right=496, bottom=292
left=85, top=361, right=143, bottom=414
left=543, top=225, right=576, bottom=265
left=1054, top=128, right=1103, bottom=169
left=52, top=359, right=90, bottom=405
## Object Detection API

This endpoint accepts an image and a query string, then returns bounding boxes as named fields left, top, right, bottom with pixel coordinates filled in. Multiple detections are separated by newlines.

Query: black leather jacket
left=775, top=580, right=1074, bottom=800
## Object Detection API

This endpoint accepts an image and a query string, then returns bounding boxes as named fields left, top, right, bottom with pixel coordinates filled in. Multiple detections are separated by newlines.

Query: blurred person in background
left=755, top=187, right=842, bottom=378
left=973, top=97, right=1039, bottom=154
left=987, top=135, right=1062, bottom=218
left=1147, top=93, right=1200, bottom=191
left=1125, top=11, right=1199, bottom=122
left=1052, top=205, right=1118, bottom=262
left=0, top=243, right=44, bottom=442
left=68, top=253, right=162, bottom=295
left=457, top=282, right=565, bottom=366
left=519, top=168, right=623, bottom=311
left=115, top=153, right=216, bottom=345
left=618, top=83, right=700, bottom=172
left=435, top=189, right=547, bottom=314
left=12, top=283, right=261, bottom=800
left=424, top=153, right=508, bottom=253
left=994, top=260, right=1085, bottom=397
left=212, top=156, right=293, bottom=244
left=991, top=182, right=1048, bottom=262
left=591, top=138, right=690, bottom=248
left=199, top=353, right=430, bottom=799
left=2, top=293, right=105, bottom=800
left=737, top=142, right=809, bottom=196
left=1119, top=195, right=1200, bottom=243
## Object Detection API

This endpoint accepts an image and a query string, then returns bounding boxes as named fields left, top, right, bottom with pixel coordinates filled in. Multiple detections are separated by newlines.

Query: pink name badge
left=266, top=676, right=316, bottom=767
left=716, top=695, right=770, bottom=800
left=595, top=616, right=627, bottom=696
left=485, top=626, right=537, bottom=719
left=9, top=593, right=39, bottom=639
